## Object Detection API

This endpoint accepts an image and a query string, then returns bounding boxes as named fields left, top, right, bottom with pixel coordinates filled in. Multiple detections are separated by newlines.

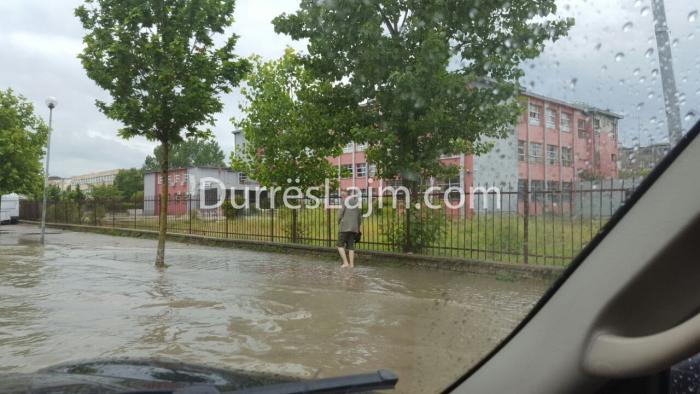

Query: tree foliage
left=232, top=49, right=361, bottom=189
left=0, top=88, right=48, bottom=197
left=89, top=184, right=123, bottom=201
left=273, top=0, right=573, bottom=186
left=143, top=138, right=226, bottom=171
left=114, top=168, right=144, bottom=198
left=76, top=0, right=249, bottom=266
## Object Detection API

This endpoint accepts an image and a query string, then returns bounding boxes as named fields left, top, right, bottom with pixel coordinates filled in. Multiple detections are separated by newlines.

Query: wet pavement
left=0, top=224, right=550, bottom=393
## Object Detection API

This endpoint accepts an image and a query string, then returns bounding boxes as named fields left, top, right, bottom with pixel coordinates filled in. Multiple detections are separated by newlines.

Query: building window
left=356, top=163, right=367, bottom=178
left=168, top=175, right=172, bottom=184
left=531, top=180, right=545, bottom=202
left=182, top=174, right=188, bottom=185
left=341, top=164, right=353, bottom=178
left=528, top=104, right=542, bottom=125
left=578, top=119, right=589, bottom=138
left=545, top=108, right=556, bottom=129
left=356, top=143, right=367, bottom=152
left=528, top=142, right=544, bottom=164
left=547, top=144, right=559, bottom=165
left=518, top=140, right=527, bottom=162
left=547, top=181, right=561, bottom=203
left=175, top=174, right=180, bottom=184
left=158, top=175, right=162, bottom=184
left=368, top=164, right=377, bottom=178
left=517, top=178, right=527, bottom=201
left=342, top=143, right=354, bottom=153
left=239, top=173, right=247, bottom=184
left=560, top=112, right=571, bottom=132
left=561, top=147, right=573, bottom=167
left=593, top=118, right=601, bottom=134
left=611, top=153, right=617, bottom=163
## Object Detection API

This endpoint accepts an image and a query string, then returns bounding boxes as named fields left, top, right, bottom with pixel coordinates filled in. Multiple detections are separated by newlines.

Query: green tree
left=232, top=49, right=359, bottom=190
left=114, top=168, right=144, bottom=199
left=76, top=0, right=250, bottom=267
left=89, top=184, right=123, bottom=201
left=0, top=89, right=48, bottom=202
left=143, top=138, right=226, bottom=171
left=273, top=1, right=573, bottom=189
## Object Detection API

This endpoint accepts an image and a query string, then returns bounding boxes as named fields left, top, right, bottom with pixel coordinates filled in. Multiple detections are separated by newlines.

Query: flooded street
left=0, top=225, right=549, bottom=392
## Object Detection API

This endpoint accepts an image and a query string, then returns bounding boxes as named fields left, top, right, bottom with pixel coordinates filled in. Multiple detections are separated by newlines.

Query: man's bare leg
left=348, top=250, right=355, bottom=267
left=337, top=247, right=349, bottom=267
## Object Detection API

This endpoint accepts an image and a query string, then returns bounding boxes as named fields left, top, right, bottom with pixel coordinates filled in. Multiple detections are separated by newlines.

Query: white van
left=1, top=194, right=20, bottom=224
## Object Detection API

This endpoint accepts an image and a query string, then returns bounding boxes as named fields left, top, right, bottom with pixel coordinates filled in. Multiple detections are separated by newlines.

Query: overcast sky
left=0, top=0, right=698, bottom=177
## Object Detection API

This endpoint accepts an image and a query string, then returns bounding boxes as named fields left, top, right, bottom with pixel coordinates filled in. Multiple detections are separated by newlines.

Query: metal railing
left=20, top=179, right=639, bottom=266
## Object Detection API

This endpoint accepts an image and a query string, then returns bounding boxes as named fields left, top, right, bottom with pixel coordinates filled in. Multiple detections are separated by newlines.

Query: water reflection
left=0, top=225, right=549, bottom=392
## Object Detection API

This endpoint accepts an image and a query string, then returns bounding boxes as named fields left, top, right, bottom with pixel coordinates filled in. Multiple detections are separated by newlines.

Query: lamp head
left=45, top=97, right=58, bottom=109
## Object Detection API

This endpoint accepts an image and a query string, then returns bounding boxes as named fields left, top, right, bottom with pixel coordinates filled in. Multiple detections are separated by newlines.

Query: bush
left=383, top=206, right=445, bottom=253
left=221, top=196, right=245, bottom=219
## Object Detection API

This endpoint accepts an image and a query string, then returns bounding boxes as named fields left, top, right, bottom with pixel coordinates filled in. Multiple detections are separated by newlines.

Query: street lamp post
left=40, top=97, right=58, bottom=244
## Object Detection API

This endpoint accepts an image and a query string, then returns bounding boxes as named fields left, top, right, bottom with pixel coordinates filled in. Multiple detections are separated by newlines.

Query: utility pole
left=41, top=97, right=58, bottom=244
left=651, top=0, right=683, bottom=145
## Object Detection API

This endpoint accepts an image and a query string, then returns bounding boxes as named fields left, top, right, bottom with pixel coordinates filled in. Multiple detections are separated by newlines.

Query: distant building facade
left=143, top=167, right=253, bottom=215
left=70, top=169, right=120, bottom=191
left=47, top=176, right=71, bottom=191
left=328, top=90, right=622, bottom=200
left=619, top=142, right=670, bottom=174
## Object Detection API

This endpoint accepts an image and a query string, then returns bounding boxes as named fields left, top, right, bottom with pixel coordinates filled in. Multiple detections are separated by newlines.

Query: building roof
left=143, top=166, right=236, bottom=175
left=521, top=89, right=624, bottom=119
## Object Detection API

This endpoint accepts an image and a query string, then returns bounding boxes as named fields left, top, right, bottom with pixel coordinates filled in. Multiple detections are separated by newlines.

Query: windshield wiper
left=229, top=369, right=398, bottom=394
left=118, top=369, right=398, bottom=394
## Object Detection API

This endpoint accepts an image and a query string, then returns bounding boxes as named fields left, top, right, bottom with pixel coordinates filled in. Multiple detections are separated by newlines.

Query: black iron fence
left=20, top=179, right=639, bottom=266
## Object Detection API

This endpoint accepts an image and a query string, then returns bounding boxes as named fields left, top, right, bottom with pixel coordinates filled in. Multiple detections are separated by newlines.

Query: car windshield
left=0, top=0, right=698, bottom=393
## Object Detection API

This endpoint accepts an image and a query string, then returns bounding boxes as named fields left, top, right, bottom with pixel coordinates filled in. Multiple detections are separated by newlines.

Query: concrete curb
left=22, top=220, right=565, bottom=281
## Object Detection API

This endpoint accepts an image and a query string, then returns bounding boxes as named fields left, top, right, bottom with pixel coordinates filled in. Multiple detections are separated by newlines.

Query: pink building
left=327, top=90, right=622, bottom=200
left=143, top=167, right=251, bottom=215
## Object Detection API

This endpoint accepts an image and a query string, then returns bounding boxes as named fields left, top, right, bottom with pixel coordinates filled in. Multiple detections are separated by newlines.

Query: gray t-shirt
left=338, top=196, right=362, bottom=233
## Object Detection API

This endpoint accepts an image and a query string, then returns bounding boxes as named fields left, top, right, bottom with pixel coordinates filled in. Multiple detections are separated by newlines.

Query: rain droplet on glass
left=615, top=52, right=625, bottom=62
left=623, top=22, right=634, bottom=32
left=570, top=78, right=578, bottom=89
left=689, top=10, right=698, bottom=22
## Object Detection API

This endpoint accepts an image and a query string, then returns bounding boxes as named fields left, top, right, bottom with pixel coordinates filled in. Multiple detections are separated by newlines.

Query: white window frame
left=560, top=112, right=571, bottom=132
left=545, top=107, right=556, bottom=129
left=356, top=163, right=367, bottom=178
left=529, top=104, right=542, bottom=126
left=547, top=144, right=559, bottom=165
left=561, top=147, right=573, bottom=167
left=529, top=142, right=544, bottom=164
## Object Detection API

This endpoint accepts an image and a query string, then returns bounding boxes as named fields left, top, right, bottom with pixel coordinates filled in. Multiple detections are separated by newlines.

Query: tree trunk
left=155, top=140, right=169, bottom=267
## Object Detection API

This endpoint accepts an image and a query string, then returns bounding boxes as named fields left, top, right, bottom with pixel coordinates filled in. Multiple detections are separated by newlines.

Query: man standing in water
left=336, top=189, right=362, bottom=268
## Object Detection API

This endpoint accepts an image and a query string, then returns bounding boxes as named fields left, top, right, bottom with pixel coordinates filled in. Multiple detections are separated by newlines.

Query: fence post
left=403, top=193, right=412, bottom=253
left=64, top=201, right=68, bottom=223
left=112, top=199, right=116, bottom=228
left=291, top=208, right=298, bottom=244
left=523, top=181, right=530, bottom=264
left=270, top=207, right=275, bottom=242
left=188, top=196, right=192, bottom=234
left=326, top=206, right=332, bottom=247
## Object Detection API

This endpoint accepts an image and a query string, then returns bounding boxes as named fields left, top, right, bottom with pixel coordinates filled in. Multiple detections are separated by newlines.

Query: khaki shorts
left=336, top=232, right=357, bottom=250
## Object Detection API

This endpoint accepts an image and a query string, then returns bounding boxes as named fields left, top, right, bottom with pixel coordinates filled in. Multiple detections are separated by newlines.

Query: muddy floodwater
left=0, top=225, right=550, bottom=392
